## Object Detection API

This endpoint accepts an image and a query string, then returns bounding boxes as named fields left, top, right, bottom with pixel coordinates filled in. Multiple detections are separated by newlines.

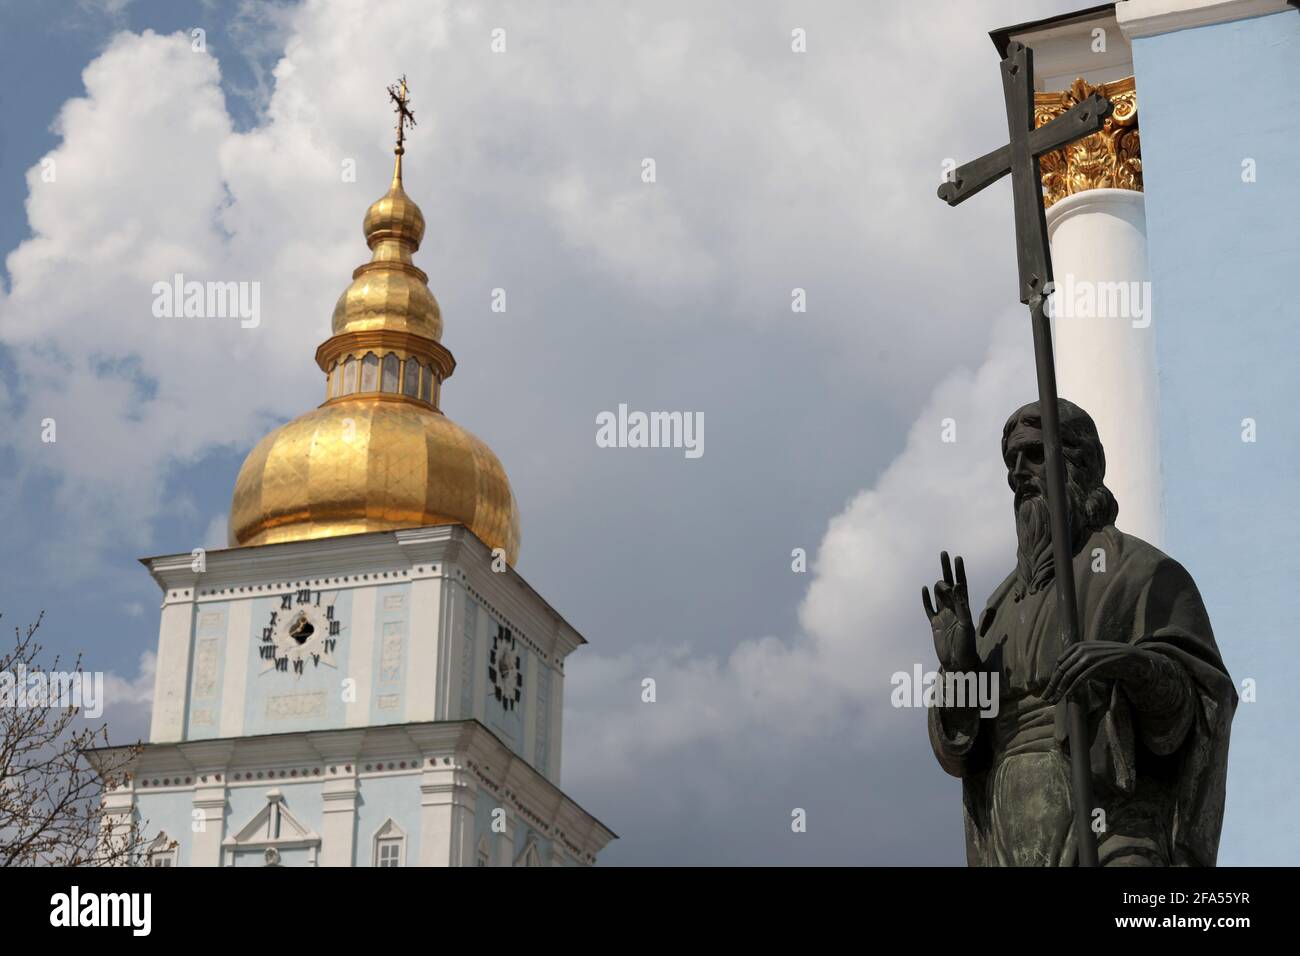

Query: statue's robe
left=928, top=524, right=1235, bottom=866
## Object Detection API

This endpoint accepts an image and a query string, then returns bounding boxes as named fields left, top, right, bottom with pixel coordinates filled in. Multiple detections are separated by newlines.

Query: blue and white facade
left=92, top=525, right=615, bottom=866
left=1121, top=0, right=1299, bottom=866
left=1004, top=0, right=1299, bottom=865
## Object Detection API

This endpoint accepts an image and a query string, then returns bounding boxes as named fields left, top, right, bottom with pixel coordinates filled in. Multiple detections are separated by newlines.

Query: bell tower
left=92, top=80, right=613, bottom=867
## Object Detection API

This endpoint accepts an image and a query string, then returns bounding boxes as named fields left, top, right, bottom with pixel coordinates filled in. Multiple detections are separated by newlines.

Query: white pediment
left=222, top=788, right=320, bottom=865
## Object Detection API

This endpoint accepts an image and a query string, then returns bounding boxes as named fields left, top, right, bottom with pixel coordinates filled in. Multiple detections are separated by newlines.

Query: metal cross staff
left=937, top=41, right=1113, bottom=867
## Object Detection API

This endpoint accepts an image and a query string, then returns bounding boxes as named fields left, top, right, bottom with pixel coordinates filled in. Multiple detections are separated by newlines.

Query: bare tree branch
left=0, top=612, right=154, bottom=866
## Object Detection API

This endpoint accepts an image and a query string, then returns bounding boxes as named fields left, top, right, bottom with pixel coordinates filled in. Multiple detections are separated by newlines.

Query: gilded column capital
left=1036, top=76, right=1141, bottom=209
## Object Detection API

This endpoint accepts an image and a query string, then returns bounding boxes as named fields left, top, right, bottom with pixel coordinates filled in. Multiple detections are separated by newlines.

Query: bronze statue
left=922, top=399, right=1235, bottom=866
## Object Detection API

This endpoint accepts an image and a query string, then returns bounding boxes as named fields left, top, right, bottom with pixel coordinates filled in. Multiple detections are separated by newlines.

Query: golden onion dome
left=229, top=92, right=521, bottom=564
left=228, top=399, right=520, bottom=560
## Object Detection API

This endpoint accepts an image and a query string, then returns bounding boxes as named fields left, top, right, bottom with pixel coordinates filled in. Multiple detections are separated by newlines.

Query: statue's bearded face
left=1001, top=400, right=1119, bottom=596
left=1005, top=423, right=1059, bottom=594
left=1004, top=427, right=1047, bottom=510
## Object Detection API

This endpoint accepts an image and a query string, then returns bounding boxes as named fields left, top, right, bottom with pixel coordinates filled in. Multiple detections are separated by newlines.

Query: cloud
left=565, top=309, right=1033, bottom=786
left=203, top=513, right=229, bottom=550
left=97, top=650, right=155, bottom=744
left=0, top=0, right=1042, bottom=576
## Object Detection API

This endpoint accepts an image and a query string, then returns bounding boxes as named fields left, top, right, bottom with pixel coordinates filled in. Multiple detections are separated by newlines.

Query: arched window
left=420, top=364, right=433, bottom=403
left=341, top=357, right=357, bottom=395
left=360, top=353, right=379, bottom=392
left=381, top=352, right=400, bottom=393
left=326, top=362, right=338, bottom=399
left=403, top=357, right=421, bottom=398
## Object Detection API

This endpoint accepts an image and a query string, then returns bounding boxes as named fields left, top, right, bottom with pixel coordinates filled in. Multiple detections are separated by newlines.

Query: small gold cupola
left=229, top=78, right=521, bottom=563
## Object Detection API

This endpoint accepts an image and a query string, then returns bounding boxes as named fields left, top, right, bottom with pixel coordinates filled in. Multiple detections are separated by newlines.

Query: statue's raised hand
left=922, top=552, right=978, bottom=673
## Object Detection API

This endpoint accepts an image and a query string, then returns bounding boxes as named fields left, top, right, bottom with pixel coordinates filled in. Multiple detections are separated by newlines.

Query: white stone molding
left=1116, top=0, right=1291, bottom=38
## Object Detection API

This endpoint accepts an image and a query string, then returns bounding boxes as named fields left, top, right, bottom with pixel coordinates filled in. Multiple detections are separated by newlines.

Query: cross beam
left=938, top=50, right=1111, bottom=304
left=936, top=41, right=1113, bottom=868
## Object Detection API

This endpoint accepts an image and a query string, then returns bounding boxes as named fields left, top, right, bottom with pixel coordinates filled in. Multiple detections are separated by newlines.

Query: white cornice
left=1116, top=0, right=1291, bottom=38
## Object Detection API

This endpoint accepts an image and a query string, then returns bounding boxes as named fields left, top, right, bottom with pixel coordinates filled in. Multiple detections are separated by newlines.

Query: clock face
left=257, top=589, right=342, bottom=678
left=488, top=625, right=523, bottom=711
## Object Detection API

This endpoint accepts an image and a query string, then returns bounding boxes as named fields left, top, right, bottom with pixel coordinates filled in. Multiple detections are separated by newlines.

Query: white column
left=406, top=569, right=446, bottom=721
left=320, top=774, right=358, bottom=866
left=149, top=596, right=195, bottom=743
left=419, top=764, right=466, bottom=866
left=497, top=809, right=516, bottom=867
left=190, top=783, right=227, bottom=866
left=100, top=786, right=136, bottom=865
left=1047, top=188, right=1164, bottom=547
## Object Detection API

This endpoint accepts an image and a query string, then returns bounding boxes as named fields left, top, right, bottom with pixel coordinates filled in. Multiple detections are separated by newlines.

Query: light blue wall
left=354, top=774, right=422, bottom=866
left=1133, top=9, right=1300, bottom=865
left=134, top=790, right=197, bottom=866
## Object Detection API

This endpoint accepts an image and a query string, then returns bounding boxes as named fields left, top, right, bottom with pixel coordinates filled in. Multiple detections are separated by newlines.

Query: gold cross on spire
left=387, top=75, right=416, bottom=155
